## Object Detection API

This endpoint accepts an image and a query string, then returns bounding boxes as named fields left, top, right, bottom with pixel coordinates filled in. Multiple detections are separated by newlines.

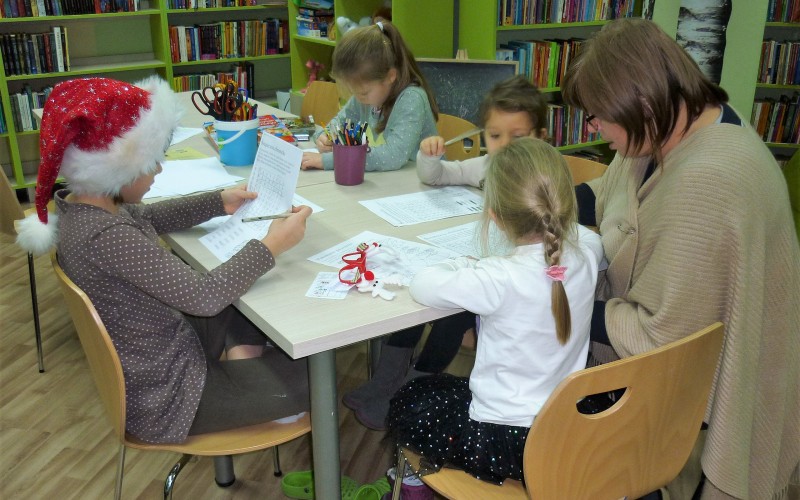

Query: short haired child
left=301, top=22, right=438, bottom=171
left=417, top=75, right=548, bottom=188
left=388, top=138, right=603, bottom=484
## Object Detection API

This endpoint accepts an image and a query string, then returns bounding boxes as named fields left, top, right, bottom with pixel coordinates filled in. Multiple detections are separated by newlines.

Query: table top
left=163, top=166, right=477, bottom=359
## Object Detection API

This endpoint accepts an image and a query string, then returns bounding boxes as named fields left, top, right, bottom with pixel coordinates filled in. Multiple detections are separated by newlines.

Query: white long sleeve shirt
left=410, top=224, right=603, bottom=427
left=415, top=150, right=489, bottom=188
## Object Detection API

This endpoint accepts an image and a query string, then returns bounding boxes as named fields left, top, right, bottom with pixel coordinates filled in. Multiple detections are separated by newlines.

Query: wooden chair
left=2, top=170, right=45, bottom=372
left=436, top=113, right=481, bottom=162
left=51, top=253, right=312, bottom=500
left=392, top=322, right=725, bottom=500
left=564, top=154, right=608, bottom=185
left=299, top=80, right=341, bottom=125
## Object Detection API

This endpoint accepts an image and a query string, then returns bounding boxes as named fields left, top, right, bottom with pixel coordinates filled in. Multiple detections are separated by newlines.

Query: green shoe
left=281, top=470, right=359, bottom=499
left=352, top=477, right=391, bottom=500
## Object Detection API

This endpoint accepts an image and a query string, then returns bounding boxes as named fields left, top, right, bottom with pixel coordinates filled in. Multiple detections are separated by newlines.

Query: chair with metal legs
left=51, top=252, right=312, bottom=499
left=2, top=170, right=45, bottom=372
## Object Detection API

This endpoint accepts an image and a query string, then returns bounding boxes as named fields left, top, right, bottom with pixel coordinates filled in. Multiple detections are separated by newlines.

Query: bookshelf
left=0, top=0, right=293, bottom=191
left=286, top=0, right=455, bottom=93
left=752, top=18, right=800, bottom=160
left=457, top=0, right=777, bottom=157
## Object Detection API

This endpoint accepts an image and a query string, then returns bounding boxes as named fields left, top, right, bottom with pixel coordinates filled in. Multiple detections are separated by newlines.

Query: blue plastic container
left=216, top=118, right=259, bottom=166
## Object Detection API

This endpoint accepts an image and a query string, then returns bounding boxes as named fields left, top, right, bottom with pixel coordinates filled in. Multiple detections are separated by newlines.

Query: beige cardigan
left=589, top=122, right=800, bottom=499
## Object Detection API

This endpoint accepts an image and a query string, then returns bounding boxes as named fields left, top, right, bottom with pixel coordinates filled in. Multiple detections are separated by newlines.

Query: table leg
left=309, top=350, right=340, bottom=500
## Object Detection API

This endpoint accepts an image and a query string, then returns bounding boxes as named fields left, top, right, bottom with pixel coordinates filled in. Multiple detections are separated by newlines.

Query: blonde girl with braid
left=301, top=21, right=438, bottom=171
left=387, top=138, right=603, bottom=484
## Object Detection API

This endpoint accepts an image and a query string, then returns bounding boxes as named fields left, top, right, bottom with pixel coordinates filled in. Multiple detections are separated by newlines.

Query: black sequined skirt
left=387, top=373, right=529, bottom=485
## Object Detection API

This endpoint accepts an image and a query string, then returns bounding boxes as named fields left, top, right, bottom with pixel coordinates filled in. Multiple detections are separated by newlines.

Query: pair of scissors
left=191, top=86, right=226, bottom=120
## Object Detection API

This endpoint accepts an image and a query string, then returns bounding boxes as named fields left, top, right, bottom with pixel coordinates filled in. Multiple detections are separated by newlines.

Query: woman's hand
left=221, top=184, right=257, bottom=214
left=261, top=205, right=313, bottom=257
left=316, top=131, right=333, bottom=152
left=301, top=152, right=324, bottom=170
left=420, top=136, right=446, bottom=158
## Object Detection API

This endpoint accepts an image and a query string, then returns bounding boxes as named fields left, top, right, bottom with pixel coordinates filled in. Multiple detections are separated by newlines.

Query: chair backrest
left=51, top=252, right=128, bottom=442
left=299, top=81, right=341, bottom=125
left=436, top=113, right=481, bottom=162
left=524, top=322, right=725, bottom=499
left=564, top=155, right=608, bottom=186
left=1, top=169, right=25, bottom=236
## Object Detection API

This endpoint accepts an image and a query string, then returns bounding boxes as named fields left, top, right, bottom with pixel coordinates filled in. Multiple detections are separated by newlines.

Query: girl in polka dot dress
left=17, top=77, right=312, bottom=445
left=387, top=138, right=603, bottom=484
left=300, top=21, right=438, bottom=172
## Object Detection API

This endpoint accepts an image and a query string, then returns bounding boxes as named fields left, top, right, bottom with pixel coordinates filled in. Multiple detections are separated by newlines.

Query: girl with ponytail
left=301, top=21, right=438, bottom=171
left=387, top=138, right=603, bottom=484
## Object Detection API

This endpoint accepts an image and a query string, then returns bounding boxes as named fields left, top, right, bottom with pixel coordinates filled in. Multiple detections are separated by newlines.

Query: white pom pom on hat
left=15, top=76, right=183, bottom=255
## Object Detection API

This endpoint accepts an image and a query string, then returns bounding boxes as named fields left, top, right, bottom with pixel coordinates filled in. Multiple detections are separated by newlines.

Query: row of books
left=1, top=28, right=70, bottom=77
left=0, top=103, right=6, bottom=133
left=296, top=7, right=333, bottom=38
left=496, top=38, right=584, bottom=89
left=0, top=0, right=139, bottom=17
left=751, top=93, right=800, bottom=145
left=166, top=0, right=258, bottom=8
left=499, top=0, right=638, bottom=26
left=170, top=62, right=254, bottom=97
left=766, top=0, right=800, bottom=22
left=5, top=85, right=52, bottom=132
left=168, top=19, right=288, bottom=63
left=547, top=103, right=600, bottom=147
left=757, top=40, right=800, bottom=85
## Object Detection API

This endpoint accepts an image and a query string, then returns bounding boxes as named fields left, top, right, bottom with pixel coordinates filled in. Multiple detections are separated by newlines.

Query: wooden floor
left=0, top=231, right=474, bottom=499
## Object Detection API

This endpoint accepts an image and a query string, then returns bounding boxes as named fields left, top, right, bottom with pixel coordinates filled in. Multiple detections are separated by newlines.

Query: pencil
left=241, top=213, right=292, bottom=222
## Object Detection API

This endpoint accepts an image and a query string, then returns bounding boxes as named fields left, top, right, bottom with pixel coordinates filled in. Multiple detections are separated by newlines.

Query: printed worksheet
left=359, top=186, right=483, bottom=226
left=308, top=230, right=460, bottom=286
left=200, top=133, right=302, bottom=262
left=417, top=221, right=513, bottom=258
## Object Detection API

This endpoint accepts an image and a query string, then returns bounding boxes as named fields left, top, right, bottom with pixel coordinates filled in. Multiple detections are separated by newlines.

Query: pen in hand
left=242, top=213, right=292, bottom=223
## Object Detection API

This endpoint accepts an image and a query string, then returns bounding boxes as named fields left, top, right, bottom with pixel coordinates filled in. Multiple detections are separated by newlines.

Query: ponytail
left=331, top=22, right=438, bottom=133
left=482, top=138, right=577, bottom=345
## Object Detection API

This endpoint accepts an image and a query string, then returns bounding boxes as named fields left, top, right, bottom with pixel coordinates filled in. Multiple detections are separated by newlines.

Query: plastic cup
left=333, top=144, right=369, bottom=186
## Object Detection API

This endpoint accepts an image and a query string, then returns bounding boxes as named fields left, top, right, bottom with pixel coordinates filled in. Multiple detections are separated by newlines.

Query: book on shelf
left=752, top=93, right=800, bottom=144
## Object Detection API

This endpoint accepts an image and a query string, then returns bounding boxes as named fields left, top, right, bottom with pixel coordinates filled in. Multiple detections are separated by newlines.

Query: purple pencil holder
left=333, top=143, right=369, bottom=186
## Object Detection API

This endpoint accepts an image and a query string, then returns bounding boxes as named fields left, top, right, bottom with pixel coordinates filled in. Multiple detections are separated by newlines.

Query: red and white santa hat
left=16, top=76, right=182, bottom=254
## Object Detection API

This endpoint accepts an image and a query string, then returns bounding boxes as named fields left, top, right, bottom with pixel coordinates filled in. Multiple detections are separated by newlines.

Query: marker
left=241, top=213, right=292, bottom=222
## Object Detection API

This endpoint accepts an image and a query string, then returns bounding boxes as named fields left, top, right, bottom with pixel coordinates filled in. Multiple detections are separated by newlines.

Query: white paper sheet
left=305, top=272, right=352, bottom=300
left=144, top=157, right=244, bottom=199
left=359, top=186, right=484, bottom=226
left=170, top=126, right=204, bottom=145
left=292, top=193, right=324, bottom=213
left=307, top=230, right=460, bottom=286
left=199, top=133, right=302, bottom=262
left=417, top=221, right=513, bottom=258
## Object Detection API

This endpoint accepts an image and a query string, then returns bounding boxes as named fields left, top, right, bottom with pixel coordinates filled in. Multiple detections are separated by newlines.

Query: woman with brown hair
left=561, top=18, right=799, bottom=499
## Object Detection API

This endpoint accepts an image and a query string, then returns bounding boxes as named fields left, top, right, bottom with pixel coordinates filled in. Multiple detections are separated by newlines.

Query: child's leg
left=387, top=374, right=471, bottom=469
left=342, top=325, right=423, bottom=417
left=412, top=311, right=476, bottom=374
left=188, top=348, right=309, bottom=435
left=186, top=306, right=268, bottom=360
left=448, top=419, right=528, bottom=484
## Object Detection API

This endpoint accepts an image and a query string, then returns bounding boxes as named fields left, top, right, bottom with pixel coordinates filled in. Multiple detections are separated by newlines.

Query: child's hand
left=261, top=205, right=313, bottom=257
left=316, top=132, right=333, bottom=152
left=221, top=184, right=257, bottom=214
left=420, top=136, right=446, bottom=158
left=301, top=152, right=324, bottom=170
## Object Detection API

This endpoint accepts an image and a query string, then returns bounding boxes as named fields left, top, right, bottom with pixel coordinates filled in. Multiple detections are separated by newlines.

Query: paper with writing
left=359, top=186, right=483, bottom=226
left=200, top=133, right=302, bottom=262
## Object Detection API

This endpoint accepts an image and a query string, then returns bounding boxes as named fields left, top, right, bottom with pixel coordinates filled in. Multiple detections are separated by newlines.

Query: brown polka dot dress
left=55, top=189, right=274, bottom=444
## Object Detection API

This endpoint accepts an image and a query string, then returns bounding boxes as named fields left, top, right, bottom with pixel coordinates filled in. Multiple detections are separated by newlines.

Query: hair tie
left=545, top=265, right=567, bottom=282
left=376, top=21, right=384, bottom=32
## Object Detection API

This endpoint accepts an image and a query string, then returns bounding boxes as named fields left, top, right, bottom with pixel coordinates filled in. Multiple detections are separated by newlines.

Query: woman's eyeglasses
left=584, top=114, right=597, bottom=126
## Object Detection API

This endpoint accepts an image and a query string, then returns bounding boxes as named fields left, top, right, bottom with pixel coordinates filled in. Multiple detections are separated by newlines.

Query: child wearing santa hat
left=17, top=77, right=312, bottom=446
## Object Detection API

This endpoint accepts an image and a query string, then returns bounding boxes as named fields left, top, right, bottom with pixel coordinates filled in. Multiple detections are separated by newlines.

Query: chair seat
left=125, top=413, right=311, bottom=456
left=401, top=448, right=527, bottom=499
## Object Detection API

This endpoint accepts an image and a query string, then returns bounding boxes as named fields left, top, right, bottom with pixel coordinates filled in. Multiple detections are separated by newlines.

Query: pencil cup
left=333, top=144, right=369, bottom=186
left=215, top=118, right=260, bottom=167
